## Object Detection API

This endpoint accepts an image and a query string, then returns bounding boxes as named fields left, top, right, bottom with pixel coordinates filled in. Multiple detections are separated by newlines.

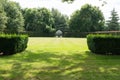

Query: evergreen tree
left=107, top=8, right=120, bottom=31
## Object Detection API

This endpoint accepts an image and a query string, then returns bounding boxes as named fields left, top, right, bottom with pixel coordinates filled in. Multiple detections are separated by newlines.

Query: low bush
left=87, top=34, right=120, bottom=55
left=0, top=34, right=28, bottom=55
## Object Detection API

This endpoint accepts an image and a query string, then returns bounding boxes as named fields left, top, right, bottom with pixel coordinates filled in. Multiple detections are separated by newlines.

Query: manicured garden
left=0, top=37, right=120, bottom=80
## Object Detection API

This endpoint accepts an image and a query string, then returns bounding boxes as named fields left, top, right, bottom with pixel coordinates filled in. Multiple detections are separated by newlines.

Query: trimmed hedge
left=0, top=34, right=28, bottom=55
left=22, top=31, right=55, bottom=37
left=63, top=31, right=89, bottom=38
left=87, top=34, right=120, bottom=55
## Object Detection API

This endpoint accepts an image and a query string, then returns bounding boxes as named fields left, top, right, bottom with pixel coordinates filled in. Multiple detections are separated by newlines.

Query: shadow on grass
left=0, top=50, right=120, bottom=80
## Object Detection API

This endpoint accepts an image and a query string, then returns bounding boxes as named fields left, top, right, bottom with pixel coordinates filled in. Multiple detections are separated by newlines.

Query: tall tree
left=0, top=3, right=7, bottom=33
left=3, top=1, right=24, bottom=33
left=22, top=8, right=54, bottom=33
left=106, top=8, right=120, bottom=31
left=51, top=8, right=69, bottom=31
left=22, top=8, right=41, bottom=31
left=69, top=4, right=105, bottom=32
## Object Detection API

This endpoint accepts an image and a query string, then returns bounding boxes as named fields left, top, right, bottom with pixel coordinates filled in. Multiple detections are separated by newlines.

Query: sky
left=10, top=0, right=120, bottom=20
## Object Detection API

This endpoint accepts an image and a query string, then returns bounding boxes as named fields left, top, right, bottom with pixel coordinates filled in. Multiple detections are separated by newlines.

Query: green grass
left=0, top=37, right=120, bottom=80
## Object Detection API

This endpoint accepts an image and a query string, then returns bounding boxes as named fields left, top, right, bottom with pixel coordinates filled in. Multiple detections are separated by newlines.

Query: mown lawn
left=0, top=37, right=120, bottom=80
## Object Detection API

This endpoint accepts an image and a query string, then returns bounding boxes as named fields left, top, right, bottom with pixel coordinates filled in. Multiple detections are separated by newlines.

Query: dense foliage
left=87, top=34, right=120, bottom=55
left=22, top=8, right=54, bottom=32
left=0, top=3, right=7, bottom=33
left=51, top=8, right=69, bottom=31
left=22, top=8, right=69, bottom=36
left=3, top=0, right=24, bottom=33
left=69, top=4, right=105, bottom=32
left=0, top=34, right=28, bottom=55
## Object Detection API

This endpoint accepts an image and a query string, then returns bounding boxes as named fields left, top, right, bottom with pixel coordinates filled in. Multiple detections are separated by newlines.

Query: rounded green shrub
left=0, top=34, right=28, bottom=55
left=87, top=34, right=120, bottom=55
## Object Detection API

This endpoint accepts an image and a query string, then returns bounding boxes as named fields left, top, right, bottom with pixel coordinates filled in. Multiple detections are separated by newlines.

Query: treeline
left=0, top=0, right=120, bottom=37
left=22, top=8, right=69, bottom=36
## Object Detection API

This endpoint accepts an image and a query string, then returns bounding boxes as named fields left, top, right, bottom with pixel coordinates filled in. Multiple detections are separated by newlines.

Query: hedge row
left=63, top=32, right=89, bottom=37
left=87, top=34, right=120, bottom=55
left=22, top=31, right=55, bottom=37
left=0, top=34, right=28, bottom=55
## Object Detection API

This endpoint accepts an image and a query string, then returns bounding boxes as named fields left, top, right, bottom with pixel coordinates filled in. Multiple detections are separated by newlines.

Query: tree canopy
left=3, top=0, right=24, bottom=33
left=22, top=8, right=54, bottom=33
left=0, top=2, right=7, bottom=32
left=51, top=8, right=69, bottom=31
left=69, top=4, right=105, bottom=32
